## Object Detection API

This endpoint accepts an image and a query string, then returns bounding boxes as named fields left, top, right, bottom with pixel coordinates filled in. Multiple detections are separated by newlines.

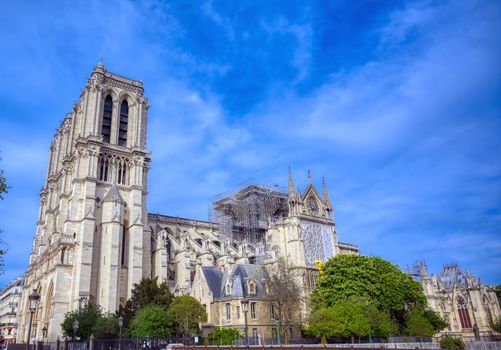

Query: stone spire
left=93, top=58, right=105, bottom=73
left=307, top=169, right=313, bottom=185
left=288, top=167, right=300, bottom=217
left=322, top=176, right=332, bottom=208
left=288, top=166, right=295, bottom=194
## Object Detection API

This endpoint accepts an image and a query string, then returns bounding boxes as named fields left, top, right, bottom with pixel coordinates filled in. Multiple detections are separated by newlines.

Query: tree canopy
left=128, top=305, right=174, bottom=337
left=168, top=295, right=207, bottom=337
left=307, top=297, right=398, bottom=342
left=61, top=303, right=103, bottom=340
left=93, top=314, right=120, bottom=339
left=310, top=254, right=446, bottom=337
left=119, top=277, right=174, bottom=328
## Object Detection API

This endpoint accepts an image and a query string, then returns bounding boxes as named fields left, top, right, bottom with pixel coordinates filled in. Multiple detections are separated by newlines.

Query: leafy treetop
left=61, top=303, right=103, bottom=340
left=128, top=305, right=174, bottom=337
left=311, top=254, right=427, bottom=323
left=168, top=295, right=207, bottom=337
left=119, top=277, right=173, bottom=328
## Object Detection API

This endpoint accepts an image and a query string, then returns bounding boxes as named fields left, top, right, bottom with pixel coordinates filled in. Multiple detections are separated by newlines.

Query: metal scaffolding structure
left=211, top=184, right=289, bottom=244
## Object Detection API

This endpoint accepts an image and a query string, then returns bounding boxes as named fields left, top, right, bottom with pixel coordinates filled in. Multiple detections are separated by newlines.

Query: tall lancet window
left=119, top=99, right=129, bottom=146
left=457, top=297, right=472, bottom=329
left=102, top=95, right=113, bottom=143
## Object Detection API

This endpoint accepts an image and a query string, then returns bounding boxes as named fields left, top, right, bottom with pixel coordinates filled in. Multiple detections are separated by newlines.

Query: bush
left=207, top=328, right=241, bottom=345
left=440, top=336, right=465, bottom=350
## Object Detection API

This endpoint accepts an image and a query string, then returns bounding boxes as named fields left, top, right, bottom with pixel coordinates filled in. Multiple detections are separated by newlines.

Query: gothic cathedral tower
left=18, top=62, right=151, bottom=342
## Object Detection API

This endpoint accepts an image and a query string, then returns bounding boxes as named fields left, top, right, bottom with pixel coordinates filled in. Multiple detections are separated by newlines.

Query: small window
left=60, top=248, right=66, bottom=264
left=248, top=281, right=256, bottom=295
left=225, top=303, right=231, bottom=321
left=251, top=302, right=257, bottom=319
left=226, top=283, right=232, bottom=295
left=236, top=306, right=240, bottom=319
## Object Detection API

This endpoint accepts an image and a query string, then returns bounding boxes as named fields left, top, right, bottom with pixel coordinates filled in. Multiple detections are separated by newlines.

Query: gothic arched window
left=99, top=156, right=109, bottom=182
left=102, top=95, right=113, bottom=143
left=457, top=297, right=472, bottom=329
left=118, top=99, right=128, bottom=146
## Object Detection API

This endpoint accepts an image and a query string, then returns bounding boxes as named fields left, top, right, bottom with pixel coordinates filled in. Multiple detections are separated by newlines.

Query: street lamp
left=273, top=314, right=281, bottom=345
left=240, top=299, right=249, bottom=348
left=27, top=289, right=41, bottom=350
left=118, top=316, right=124, bottom=350
left=72, top=320, right=79, bottom=341
left=42, top=325, right=48, bottom=349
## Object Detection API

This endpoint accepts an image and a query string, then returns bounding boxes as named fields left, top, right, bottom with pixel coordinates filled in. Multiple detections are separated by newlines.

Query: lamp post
left=240, top=300, right=249, bottom=348
left=42, top=325, right=48, bottom=350
left=118, top=316, right=123, bottom=350
left=27, top=289, right=41, bottom=350
left=72, top=320, right=79, bottom=342
left=273, top=314, right=281, bottom=345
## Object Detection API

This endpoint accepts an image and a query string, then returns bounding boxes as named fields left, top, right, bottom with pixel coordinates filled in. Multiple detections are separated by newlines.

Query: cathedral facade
left=17, top=64, right=357, bottom=342
left=411, top=262, right=501, bottom=340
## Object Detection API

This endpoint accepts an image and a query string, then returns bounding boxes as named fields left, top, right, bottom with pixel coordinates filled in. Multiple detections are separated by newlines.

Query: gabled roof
left=103, top=185, right=124, bottom=204
left=221, top=264, right=268, bottom=299
left=201, top=264, right=268, bottom=300
left=202, top=267, right=223, bottom=298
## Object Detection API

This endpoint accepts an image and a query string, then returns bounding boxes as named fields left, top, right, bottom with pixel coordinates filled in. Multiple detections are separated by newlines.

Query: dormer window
left=248, top=280, right=256, bottom=295
left=226, top=282, right=232, bottom=295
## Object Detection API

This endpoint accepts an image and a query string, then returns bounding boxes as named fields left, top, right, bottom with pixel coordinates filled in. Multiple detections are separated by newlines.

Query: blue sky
left=0, top=0, right=500, bottom=287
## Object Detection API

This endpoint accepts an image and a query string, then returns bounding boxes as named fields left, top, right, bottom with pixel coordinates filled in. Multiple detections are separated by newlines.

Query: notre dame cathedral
left=17, top=63, right=500, bottom=343
left=17, top=63, right=358, bottom=342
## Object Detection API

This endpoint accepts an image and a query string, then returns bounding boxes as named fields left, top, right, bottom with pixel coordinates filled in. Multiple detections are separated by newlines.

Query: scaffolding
left=211, top=183, right=289, bottom=244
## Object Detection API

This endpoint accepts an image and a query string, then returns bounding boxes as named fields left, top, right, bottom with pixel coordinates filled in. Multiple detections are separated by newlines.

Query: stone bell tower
left=18, top=61, right=151, bottom=342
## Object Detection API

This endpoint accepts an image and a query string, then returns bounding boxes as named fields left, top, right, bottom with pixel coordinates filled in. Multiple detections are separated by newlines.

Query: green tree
left=423, top=309, right=448, bottom=333
left=128, top=305, right=174, bottom=337
left=119, top=277, right=174, bottom=328
left=312, top=255, right=426, bottom=316
left=307, top=297, right=398, bottom=343
left=404, top=309, right=434, bottom=338
left=207, top=328, right=241, bottom=345
left=311, top=254, right=430, bottom=333
left=61, top=303, right=102, bottom=340
left=94, top=314, right=119, bottom=339
left=168, top=295, right=207, bottom=337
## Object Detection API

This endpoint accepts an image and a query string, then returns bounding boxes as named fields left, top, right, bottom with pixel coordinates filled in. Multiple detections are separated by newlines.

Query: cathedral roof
left=438, top=263, right=468, bottom=288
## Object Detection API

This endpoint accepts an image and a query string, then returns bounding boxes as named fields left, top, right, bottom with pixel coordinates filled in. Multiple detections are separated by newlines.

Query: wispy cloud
left=0, top=0, right=500, bottom=286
